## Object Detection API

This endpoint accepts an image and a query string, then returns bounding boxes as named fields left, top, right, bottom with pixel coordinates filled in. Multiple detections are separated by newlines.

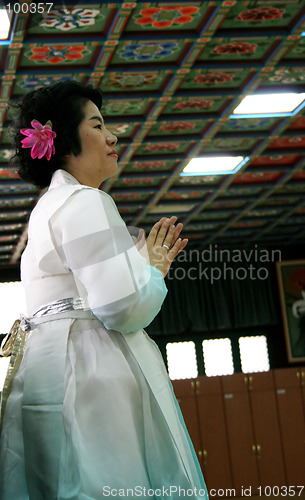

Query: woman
left=0, top=81, right=208, bottom=499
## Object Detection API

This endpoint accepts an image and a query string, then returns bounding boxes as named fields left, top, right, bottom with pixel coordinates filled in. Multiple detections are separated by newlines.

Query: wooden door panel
left=195, top=375, right=222, bottom=396
left=197, top=392, right=233, bottom=494
left=250, top=389, right=286, bottom=487
left=222, top=372, right=248, bottom=393
left=176, top=395, right=202, bottom=454
left=223, top=390, right=259, bottom=495
left=248, top=371, right=274, bottom=392
left=273, top=367, right=301, bottom=389
left=172, top=379, right=196, bottom=398
left=275, top=386, right=305, bottom=485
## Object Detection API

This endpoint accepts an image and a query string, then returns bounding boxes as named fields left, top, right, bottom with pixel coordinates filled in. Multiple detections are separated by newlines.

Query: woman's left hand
left=151, top=216, right=188, bottom=253
left=136, top=216, right=189, bottom=276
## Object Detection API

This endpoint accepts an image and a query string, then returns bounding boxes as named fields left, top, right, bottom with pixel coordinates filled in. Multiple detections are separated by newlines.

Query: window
left=0, top=282, right=26, bottom=334
left=239, top=336, right=270, bottom=373
left=202, top=338, right=234, bottom=377
left=166, top=341, right=198, bottom=380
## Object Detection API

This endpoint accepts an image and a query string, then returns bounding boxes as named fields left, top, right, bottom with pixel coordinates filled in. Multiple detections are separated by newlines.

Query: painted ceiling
left=1, top=0, right=305, bottom=271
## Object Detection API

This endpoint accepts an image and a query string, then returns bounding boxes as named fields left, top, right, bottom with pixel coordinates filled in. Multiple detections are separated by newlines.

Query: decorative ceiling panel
left=124, top=4, right=207, bottom=33
left=1, top=0, right=305, bottom=270
left=20, top=42, right=100, bottom=68
left=26, top=6, right=110, bottom=35
left=110, top=40, right=187, bottom=65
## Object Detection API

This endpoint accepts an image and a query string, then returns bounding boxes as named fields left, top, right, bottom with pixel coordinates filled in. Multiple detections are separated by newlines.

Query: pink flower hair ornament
left=20, top=119, right=56, bottom=161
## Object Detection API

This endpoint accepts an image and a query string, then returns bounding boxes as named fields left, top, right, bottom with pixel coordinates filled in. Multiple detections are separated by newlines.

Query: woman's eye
left=95, top=124, right=102, bottom=129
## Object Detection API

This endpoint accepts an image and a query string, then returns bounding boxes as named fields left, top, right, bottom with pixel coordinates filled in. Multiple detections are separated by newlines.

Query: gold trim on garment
left=0, top=320, right=29, bottom=432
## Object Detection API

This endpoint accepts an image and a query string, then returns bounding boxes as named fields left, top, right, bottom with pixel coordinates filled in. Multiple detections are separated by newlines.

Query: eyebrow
left=89, top=116, right=104, bottom=124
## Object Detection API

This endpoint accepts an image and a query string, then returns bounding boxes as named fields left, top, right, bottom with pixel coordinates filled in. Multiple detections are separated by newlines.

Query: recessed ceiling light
left=180, top=156, right=248, bottom=176
left=148, top=203, right=196, bottom=214
left=0, top=9, right=11, bottom=41
left=231, top=93, right=305, bottom=118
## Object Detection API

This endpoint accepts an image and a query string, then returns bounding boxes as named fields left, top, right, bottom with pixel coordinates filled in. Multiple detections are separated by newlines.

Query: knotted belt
left=0, top=297, right=93, bottom=431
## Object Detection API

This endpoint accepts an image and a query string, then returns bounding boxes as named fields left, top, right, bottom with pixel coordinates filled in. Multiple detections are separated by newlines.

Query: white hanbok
left=0, top=169, right=208, bottom=499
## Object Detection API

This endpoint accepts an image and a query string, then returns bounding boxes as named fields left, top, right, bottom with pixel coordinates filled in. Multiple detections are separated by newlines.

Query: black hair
left=9, top=80, right=103, bottom=188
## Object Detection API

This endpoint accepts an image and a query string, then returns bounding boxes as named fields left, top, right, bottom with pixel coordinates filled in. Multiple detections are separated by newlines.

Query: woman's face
left=65, top=100, right=118, bottom=187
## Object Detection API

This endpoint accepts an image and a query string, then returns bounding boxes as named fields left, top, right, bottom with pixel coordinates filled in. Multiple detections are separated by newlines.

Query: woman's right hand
left=140, top=216, right=188, bottom=278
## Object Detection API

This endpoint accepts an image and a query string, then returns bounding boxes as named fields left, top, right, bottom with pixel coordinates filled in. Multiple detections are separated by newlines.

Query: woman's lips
left=108, top=150, right=118, bottom=159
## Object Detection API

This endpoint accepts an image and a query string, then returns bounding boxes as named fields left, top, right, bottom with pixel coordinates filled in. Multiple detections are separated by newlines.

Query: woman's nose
left=107, top=133, right=118, bottom=145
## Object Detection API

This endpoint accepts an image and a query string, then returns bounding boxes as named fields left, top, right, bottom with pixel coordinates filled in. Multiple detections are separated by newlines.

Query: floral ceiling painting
left=1, top=0, right=305, bottom=270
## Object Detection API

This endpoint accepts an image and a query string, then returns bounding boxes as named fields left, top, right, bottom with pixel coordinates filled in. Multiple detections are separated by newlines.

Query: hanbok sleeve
left=50, top=187, right=167, bottom=334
